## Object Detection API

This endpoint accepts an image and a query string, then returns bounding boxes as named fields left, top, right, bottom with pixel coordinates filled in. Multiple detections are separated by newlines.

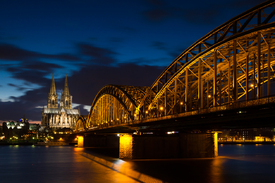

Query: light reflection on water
left=215, top=144, right=275, bottom=183
left=1, top=144, right=275, bottom=183
left=73, top=147, right=84, bottom=152
left=113, top=144, right=275, bottom=183
left=0, top=146, right=138, bottom=183
left=210, top=156, right=226, bottom=183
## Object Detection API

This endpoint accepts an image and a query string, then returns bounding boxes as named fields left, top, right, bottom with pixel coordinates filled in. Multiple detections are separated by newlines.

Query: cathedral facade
left=41, top=74, right=80, bottom=129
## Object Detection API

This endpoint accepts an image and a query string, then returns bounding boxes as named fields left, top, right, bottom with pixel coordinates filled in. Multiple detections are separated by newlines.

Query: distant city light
left=167, top=131, right=178, bottom=135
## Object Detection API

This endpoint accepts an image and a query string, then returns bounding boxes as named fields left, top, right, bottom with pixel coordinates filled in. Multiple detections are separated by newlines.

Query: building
left=2, top=117, right=29, bottom=139
left=41, top=74, right=80, bottom=129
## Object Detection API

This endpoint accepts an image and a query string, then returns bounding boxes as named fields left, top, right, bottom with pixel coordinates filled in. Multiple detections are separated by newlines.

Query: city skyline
left=0, top=0, right=266, bottom=123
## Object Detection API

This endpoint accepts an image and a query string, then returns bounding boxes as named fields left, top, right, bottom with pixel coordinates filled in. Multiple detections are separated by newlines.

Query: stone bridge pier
left=77, top=132, right=219, bottom=159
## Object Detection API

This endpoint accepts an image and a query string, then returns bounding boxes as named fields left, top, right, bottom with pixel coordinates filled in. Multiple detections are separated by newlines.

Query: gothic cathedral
left=41, top=74, right=80, bottom=129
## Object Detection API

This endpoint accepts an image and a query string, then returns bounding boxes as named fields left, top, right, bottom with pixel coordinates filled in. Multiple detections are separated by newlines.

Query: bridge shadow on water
left=82, top=147, right=222, bottom=183
left=81, top=145, right=275, bottom=183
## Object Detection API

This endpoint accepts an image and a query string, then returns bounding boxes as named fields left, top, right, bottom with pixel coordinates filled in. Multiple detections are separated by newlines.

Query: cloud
left=226, top=0, right=266, bottom=9
left=126, top=57, right=171, bottom=67
left=68, top=63, right=166, bottom=106
left=142, top=0, right=266, bottom=25
left=21, top=62, right=63, bottom=72
left=0, top=87, right=48, bottom=121
left=77, top=43, right=117, bottom=65
left=8, top=83, right=28, bottom=91
left=0, top=44, right=41, bottom=61
left=46, top=53, right=79, bottom=61
left=0, top=43, right=79, bottom=62
left=7, top=66, right=56, bottom=86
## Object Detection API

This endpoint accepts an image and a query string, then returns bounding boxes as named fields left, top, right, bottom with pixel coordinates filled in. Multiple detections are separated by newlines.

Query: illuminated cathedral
left=41, top=74, right=80, bottom=129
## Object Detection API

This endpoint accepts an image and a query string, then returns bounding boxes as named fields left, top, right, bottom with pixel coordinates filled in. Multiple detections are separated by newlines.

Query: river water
left=0, top=145, right=138, bottom=183
left=0, top=144, right=275, bottom=183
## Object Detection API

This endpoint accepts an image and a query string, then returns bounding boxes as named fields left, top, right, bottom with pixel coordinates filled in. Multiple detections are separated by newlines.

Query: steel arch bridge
left=76, top=85, right=150, bottom=131
left=75, top=1, right=275, bottom=132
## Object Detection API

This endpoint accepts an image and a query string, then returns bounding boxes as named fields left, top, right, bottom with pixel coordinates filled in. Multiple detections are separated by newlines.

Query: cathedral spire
left=47, top=73, right=58, bottom=109
left=61, top=74, right=72, bottom=109
left=49, top=73, right=57, bottom=95
left=64, top=74, right=70, bottom=96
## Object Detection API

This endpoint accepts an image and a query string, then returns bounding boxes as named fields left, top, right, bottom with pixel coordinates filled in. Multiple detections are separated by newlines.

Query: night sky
left=0, top=0, right=266, bottom=123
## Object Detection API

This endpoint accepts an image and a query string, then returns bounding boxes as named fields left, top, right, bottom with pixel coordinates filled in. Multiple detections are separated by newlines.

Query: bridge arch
left=77, top=1, right=275, bottom=131
left=137, top=1, right=275, bottom=116
left=75, top=115, right=87, bottom=132
left=85, top=85, right=149, bottom=128
left=150, top=1, right=275, bottom=94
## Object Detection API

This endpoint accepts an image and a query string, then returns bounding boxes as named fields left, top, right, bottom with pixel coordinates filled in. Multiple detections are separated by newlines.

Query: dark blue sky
left=0, top=0, right=266, bottom=123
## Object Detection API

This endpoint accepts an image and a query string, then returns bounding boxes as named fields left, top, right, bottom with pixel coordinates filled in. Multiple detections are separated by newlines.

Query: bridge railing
left=138, top=95, right=275, bottom=124
left=193, top=95, right=275, bottom=115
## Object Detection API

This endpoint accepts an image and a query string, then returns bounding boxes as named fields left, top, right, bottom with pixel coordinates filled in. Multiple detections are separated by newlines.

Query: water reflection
left=74, top=147, right=84, bottom=152
left=210, top=157, right=227, bottom=183
left=1, top=144, right=275, bottom=183
left=0, top=146, right=138, bottom=183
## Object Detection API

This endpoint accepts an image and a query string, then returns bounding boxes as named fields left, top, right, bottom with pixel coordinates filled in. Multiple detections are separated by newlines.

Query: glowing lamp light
left=180, top=102, right=183, bottom=105
left=145, top=110, right=148, bottom=114
left=160, top=106, right=164, bottom=111
left=77, top=136, right=84, bottom=147
left=208, top=95, right=211, bottom=98
left=250, top=84, right=254, bottom=87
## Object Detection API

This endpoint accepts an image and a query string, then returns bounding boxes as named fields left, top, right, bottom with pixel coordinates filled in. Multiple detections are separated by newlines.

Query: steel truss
left=81, top=85, right=149, bottom=129
left=75, top=1, right=275, bottom=131
left=140, top=0, right=275, bottom=117
left=75, top=115, right=87, bottom=131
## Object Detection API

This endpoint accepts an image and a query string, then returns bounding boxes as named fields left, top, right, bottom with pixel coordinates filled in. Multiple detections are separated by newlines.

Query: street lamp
left=159, top=106, right=164, bottom=117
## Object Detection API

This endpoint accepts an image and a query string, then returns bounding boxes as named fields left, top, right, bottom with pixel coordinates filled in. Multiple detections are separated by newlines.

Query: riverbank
left=0, top=141, right=77, bottom=146
left=0, top=141, right=34, bottom=146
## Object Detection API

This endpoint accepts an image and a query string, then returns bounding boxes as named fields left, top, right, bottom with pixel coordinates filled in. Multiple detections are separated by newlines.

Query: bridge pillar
left=77, top=136, right=84, bottom=148
left=119, top=134, right=133, bottom=159
left=119, top=133, right=218, bottom=159
left=213, top=131, right=219, bottom=157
